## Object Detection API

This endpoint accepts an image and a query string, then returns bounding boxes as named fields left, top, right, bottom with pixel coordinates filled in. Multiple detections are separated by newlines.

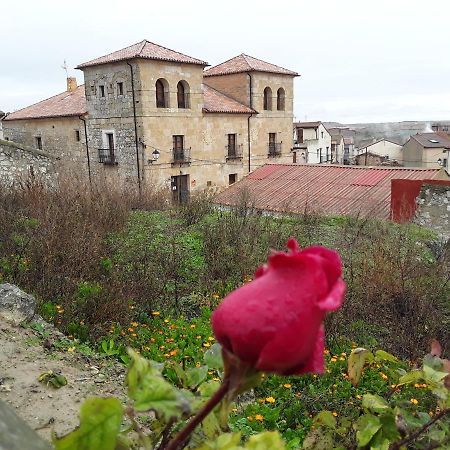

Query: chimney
left=67, top=77, right=77, bottom=92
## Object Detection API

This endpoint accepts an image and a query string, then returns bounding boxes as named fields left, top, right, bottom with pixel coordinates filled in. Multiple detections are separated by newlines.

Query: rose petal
left=317, top=279, right=346, bottom=312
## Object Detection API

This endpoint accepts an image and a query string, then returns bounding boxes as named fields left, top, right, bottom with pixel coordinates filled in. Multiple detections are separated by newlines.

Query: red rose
left=211, top=238, right=345, bottom=375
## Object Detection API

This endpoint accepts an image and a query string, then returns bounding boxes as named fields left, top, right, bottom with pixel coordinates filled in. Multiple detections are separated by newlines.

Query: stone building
left=3, top=40, right=298, bottom=198
left=2, top=79, right=89, bottom=178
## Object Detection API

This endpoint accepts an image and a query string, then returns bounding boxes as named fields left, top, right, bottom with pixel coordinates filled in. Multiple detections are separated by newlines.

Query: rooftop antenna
left=61, top=60, right=69, bottom=78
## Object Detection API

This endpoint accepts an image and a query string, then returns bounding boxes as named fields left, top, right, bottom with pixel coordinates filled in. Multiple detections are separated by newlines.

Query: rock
left=0, top=284, right=36, bottom=326
left=0, top=400, right=52, bottom=450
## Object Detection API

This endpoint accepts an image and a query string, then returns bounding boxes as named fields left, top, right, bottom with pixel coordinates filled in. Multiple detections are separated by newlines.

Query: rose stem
left=164, top=377, right=231, bottom=450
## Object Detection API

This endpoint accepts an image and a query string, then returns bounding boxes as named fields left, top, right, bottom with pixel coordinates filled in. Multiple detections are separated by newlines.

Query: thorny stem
left=164, top=378, right=231, bottom=450
left=389, top=408, right=450, bottom=450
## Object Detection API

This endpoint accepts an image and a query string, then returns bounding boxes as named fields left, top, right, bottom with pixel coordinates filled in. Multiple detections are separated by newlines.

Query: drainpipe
left=246, top=72, right=253, bottom=173
left=79, top=115, right=91, bottom=184
left=127, top=61, right=141, bottom=194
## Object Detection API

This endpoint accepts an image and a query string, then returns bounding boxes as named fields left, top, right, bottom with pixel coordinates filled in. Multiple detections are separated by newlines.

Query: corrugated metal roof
left=214, top=164, right=445, bottom=219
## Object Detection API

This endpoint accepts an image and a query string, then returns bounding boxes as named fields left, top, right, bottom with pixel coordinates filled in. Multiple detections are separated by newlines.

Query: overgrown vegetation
left=1, top=179, right=449, bottom=448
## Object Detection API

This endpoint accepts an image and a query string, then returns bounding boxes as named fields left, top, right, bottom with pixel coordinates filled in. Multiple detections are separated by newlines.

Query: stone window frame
left=156, top=78, right=170, bottom=108
left=99, top=84, right=106, bottom=98
left=35, top=136, right=42, bottom=150
left=263, top=87, right=272, bottom=111
left=116, top=81, right=124, bottom=97
left=75, top=130, right=81, bottom=142
left=177, top=80, right=190, bottom=109
left=276, top=87, right=285, bottom=111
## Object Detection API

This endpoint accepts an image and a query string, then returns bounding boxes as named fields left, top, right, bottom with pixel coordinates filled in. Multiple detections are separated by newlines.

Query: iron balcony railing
left=98, top=148, right=117, bottom=165
left=172, top=148, right=191, bottom=163
left=225, top=143, right=243, bottom=160
left=268, top=142, right=282, bottom=157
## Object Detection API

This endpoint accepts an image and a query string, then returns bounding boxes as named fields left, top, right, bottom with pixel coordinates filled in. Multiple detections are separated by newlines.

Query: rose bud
left=212, top=238, right=345, bottom=376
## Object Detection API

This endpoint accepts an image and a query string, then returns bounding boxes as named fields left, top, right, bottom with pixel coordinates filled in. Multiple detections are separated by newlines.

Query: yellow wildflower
left=255, top=414, right=264, bottom=421
left=332, top=411, right=338, bottom=417
left=410, top=398, right=419, bottom=405
left=265, top=396, right=275, bottom=403
left=131, top=322, right=138, bottom=327
left=283, top=383, right=292, bottom=389
left=151, top=311, right=160, bottom=316
left=67, top=346, right=75, bottom=353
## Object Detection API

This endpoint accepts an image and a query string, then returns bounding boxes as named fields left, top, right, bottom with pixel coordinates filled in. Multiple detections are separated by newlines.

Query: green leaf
left=202, top=412, right=222, bottom=439
left=368, top=429, right=390, bottom=450
left=375, top=350, right=398, bottom=363
left=186, top=365, right=208, bottom=389
left=195, top=432, right=242, bottom=450
left=245, top=431, right=286, bottom=450
left=53, top=397, right=123, bottom=450
left=423, top=365, right=448, bottom=383
left=313, top=411, right=336, bottom=430
left=198, top=380, right=221, bottom=398
left=348, top=348, right=373, bottom=386
left=397, top=370, right=424, bottom=386
left=204, top=343, right=224, bottom=370
left=362, top=394, right=390, bottom=413
left=302, top=429, right=334, bottom=450
left=354, top=414, right=382, bottom=447
left=126, top=349, right=189, bottom=419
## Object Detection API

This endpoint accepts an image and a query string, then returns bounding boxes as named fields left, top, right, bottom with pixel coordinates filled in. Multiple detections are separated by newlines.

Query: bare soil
left=0, top=318, right=126, bottom=442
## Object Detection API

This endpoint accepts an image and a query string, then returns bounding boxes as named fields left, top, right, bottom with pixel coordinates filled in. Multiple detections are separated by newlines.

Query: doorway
left=171, top=175, right=189, bottom=204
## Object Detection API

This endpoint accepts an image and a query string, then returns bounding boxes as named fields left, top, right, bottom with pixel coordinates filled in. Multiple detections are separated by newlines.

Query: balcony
left=268, top=142, right=282, bottom=157
left=98, top=148, right=117, bottom=165
left=172, top=148, right=191, bottom=165
left=225, top=143, right=243, bottom=160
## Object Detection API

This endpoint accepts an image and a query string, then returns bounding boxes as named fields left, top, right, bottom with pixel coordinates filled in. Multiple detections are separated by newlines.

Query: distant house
left=214, top=163, right=449, bottom=219
left=356, top=139, right=403, bottom=165
left=343, top=137, right=355, bottom=164
left=354, top=152, right=385, bottom=166
left=293, top=122, right=331, bottom=164
left=330, top=134, right=345, bottom=164
left=402, top=132, right=450, bottom=169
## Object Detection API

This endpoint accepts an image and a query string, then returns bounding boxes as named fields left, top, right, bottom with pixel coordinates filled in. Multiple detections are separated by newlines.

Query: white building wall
left=358, top=140, right=403, bottom=162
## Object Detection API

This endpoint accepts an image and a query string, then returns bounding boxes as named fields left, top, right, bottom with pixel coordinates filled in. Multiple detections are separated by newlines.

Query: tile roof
left=214, top=164, right=444, bottom=219
left=294, top=121, right=321, bottom=129
left=4, top=85, right=86, bottom=121
left=410, top=132, right=450, bottom=148
left=202, top=84, right=255, bottom=114
left=204, top=54, right=298, bottom=77
left=76, top=40, right=208, bottom=69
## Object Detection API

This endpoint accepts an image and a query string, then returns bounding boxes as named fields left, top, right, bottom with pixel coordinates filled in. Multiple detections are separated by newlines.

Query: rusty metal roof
left=214, top=164, right=444, bottom=219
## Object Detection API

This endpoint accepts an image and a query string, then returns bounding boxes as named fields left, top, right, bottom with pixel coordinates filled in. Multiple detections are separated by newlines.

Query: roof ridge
left=5, top=85, right=84, bottom=119
left=205, top=54, right=247, bottom=73
left=141, top=39, right=208, bottom=64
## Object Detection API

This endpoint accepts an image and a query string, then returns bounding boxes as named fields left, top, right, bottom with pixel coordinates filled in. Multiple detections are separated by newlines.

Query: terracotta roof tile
left=214, top=164, right=444, bottom=219
left=76, top=40, right=208, bottom=69
left=4, top=85, right=86, bottom=121
left=203, top=84, right=254, bottom=114
left=204, top=54, right=298, bottom=77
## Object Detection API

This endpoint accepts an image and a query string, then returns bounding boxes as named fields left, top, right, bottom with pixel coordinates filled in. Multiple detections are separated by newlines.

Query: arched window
left=156, top=79, right=169, bottom=108
left=277, top=87, right=285, bottom=111
left=263, top=87, right=272, bottom=111
left=177, top=80, right=190, bottom=109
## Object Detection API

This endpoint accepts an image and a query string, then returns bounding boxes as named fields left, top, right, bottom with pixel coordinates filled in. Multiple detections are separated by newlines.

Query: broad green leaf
left=368, top=429, right=390, bottom=450
left=186, top=365, right=209, bottom=389
left=127, top=349, right=189, bottom=419
left=202, top=411, right=222, bottom=439
left=53, top=397, right=122, bottom=450
left=375, top=350, right=398, bottom=363
left=379, top=413, right=401, bottom=441
left=348, top=348, right=373, bottom=386
left=313, top=411, right=336, bottom=430
left=198, top=380, right=221, bottom=398
left=354, top=414, right=382, bottom=447
left=195, top=432, right=242, bottom=450
left=245, top=431, right=286, bottom=450
left=301, top=429, right=334, bottom=450
left=397, top=370, right=424, bottom=386
left=423, top=365, right=448, bottom=383
left=204, top=343, right=224, bottom=370
left=362, top=394, right=390, bottom=413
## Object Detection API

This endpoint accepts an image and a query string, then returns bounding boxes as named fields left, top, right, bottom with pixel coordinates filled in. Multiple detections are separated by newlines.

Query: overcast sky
left=2, top=0, right=450, bottom=123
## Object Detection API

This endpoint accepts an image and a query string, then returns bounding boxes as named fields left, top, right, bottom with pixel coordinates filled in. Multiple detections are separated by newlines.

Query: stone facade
left=80, top=57, right=295, bottom=193
left=2, top=117, right=89, bottom=177
left=414, top=184, right=450, bottom=240
left=0, top=139, right=55, bottom=185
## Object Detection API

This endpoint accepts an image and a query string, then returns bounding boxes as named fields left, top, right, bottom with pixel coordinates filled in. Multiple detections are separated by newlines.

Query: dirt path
left=0, top=318, right=126, bottom=442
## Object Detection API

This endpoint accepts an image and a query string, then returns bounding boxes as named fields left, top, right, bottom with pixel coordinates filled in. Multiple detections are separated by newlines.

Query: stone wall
left=0, top=139, right=55, bottom=186
left=414, top=183, right=450, bottom=239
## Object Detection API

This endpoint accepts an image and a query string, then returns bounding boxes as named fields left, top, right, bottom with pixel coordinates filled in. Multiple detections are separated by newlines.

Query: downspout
left=246, top=72, right=253, bottom=173
left=127, top=61, right=141, bottom=194
left=79, top=115, right=91, bottom=184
